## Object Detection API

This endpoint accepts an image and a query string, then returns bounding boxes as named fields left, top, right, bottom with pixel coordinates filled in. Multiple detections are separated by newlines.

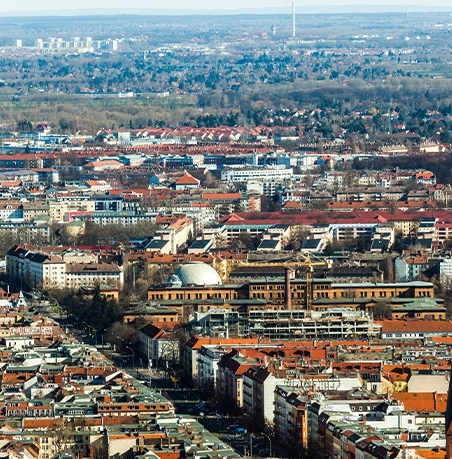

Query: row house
left=183, top=337, right=258, bottom=382
left=22, top=202, right=50, bottom=222
left=196, top=344, right=228, bottom=389
left=0, top=201, right=23, bottom=222
left=6, top=246, right=123, bottom=288
left=65, top=263, right=123, bottom=288
left=139, top=323, right=180, bottom=365
left=4, top=400, right=54, bottom=418
left=0, top=221, right=50, bottom=243
left=144, top=215, right=194, bottom=254
left=96, top=400, right=174, bottom=416
left=274, top=386, right=309, bottom=449
left=69, top=210, right=154, bottom=227
left=242, top=367, right=285, bottom=424
left=318, top=414, right=402, bottom=459
left=281, top=189, right=310, bottom=206
left=217, top=349, right=255, bottom=409
left=309, top=398, right=405, bottom=450
left=336, top=187, right=405, bottom=203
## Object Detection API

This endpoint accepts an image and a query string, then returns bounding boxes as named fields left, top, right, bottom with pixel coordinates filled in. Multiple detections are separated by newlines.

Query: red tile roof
left=392, top=392, right=447, bottom=412
left=376, top=319, right=452, bottom=333
left=175, top=172, right=200, bottom=186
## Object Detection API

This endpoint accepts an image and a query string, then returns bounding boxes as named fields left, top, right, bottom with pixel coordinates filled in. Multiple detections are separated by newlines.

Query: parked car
left=227, top=424, right=239, bottom=431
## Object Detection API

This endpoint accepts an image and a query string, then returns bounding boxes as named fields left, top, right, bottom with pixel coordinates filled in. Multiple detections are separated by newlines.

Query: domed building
left=167, top=262, right=222, bottom=287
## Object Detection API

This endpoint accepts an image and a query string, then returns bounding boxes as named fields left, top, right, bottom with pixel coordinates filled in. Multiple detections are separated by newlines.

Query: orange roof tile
left=175, top=172, right=200, bottom=185
left=392, top=392, right=447, bottom=412
left=376, top=319, right=452, bottom=333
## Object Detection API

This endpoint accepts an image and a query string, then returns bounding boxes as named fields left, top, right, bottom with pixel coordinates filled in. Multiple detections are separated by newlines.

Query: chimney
left=284, top=267, right=292, bottom=310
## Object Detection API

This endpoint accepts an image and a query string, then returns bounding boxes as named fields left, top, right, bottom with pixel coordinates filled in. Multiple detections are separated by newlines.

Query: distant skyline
left=1, top=0, right=452, bottom=14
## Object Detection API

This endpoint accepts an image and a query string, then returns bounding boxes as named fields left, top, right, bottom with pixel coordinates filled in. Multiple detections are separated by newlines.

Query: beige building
left=66, top=263, right=124, bottom=289
left=6, top=246, right=123, bottom=289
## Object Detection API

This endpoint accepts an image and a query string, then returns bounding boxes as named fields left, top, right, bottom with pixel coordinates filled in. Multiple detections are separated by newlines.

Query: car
left=227, top=424, right=239, bottom=431
left=235, top=427, right=247, bottom=435
left=259, top=448, right=270, bottom=457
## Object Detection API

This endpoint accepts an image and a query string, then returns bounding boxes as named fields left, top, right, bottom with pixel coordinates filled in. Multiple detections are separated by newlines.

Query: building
left=243, top=367, right=285, bottom=424
left=149, top=263, right=435, bottom=311
left=6, top=246, right=123, bottom=289
left=221, top=167, right=293, bottom=182
left=139, top=323, right=180, bottom=365
left=66, top=263, right=123, bottom=288
left=274, top=386, right=309, bottom=449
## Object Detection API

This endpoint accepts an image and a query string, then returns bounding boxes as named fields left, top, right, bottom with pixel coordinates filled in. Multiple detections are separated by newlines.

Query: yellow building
left=148, top=262, right=435, bottom=313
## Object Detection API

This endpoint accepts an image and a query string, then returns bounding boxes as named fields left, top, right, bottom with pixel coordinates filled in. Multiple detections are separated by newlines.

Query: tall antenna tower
left=292, top=1, right=296, bottom=38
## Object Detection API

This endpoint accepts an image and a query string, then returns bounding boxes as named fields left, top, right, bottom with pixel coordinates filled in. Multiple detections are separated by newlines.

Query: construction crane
left=298, top=253, right=332, bottom=313
left=213, top=253, right=331, bottom=313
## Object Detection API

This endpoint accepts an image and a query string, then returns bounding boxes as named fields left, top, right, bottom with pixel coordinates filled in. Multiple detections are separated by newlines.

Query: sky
left=0, top=0, right=451, bottom=14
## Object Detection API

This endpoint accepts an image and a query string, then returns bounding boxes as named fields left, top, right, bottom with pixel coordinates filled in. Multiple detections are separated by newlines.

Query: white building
left=221, top=167, right=293, bottom=182
left=6, top=246, right=123, bottom=288
left=197, top=345, right=228, bottom=389
left=139, top=324, right=180, bottom=365
left=243, top=367, right=285, bottom=423
left=65, top=263, right=123, bottom=289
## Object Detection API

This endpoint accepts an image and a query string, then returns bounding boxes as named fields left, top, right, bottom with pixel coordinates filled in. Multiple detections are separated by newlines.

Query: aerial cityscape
left=0, top=3, right=452, bottom=459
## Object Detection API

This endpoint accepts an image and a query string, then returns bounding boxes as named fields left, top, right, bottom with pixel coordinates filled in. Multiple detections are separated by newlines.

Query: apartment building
left=6, top=246, right=123, bottom=288
left=274, top=386, right=309, bottom=449
left=139, top=323, right=180, bottom=364
left=243, top=367, right=285, bottom=424
left=221, top=167, right=293, bottom=182
left=65, top=263, right=123, bottom=288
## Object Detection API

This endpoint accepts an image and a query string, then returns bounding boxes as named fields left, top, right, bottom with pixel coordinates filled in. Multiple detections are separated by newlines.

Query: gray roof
left=257, top=239, right=279, bottom=250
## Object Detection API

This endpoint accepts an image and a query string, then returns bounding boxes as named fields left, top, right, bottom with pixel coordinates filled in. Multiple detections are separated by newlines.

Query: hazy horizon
left=1, top=0, right=452, bottom=15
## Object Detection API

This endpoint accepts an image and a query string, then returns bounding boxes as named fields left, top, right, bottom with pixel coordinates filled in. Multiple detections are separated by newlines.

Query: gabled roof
left=175, top=172, right=200, bottom=186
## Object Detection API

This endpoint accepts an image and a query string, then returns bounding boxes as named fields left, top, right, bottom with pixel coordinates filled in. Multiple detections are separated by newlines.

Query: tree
left=389, top=237, right=403, bottom=254
left=323, top=241, right=334, bottom=256
left=43, top=418, right=74, bottom=459
left=285, top=227, right=308, bottom=250
left=17, top=120, right=32, bottom=132
left=205, top=170, right=215, bottom=187
left=372, top=302, right=392, bottom=319
left=106, top=321, right=141, bottom=351
left=91, top=435, right=109, bottom=459
left=356, top=237, right=369, bottom=253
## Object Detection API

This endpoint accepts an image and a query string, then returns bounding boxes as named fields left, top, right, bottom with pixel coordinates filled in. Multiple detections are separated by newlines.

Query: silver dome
left=171, top=262, right=222, bottom=286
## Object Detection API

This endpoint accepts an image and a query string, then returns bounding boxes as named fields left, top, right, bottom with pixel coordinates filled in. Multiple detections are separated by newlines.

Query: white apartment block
left=197, top=345, right=228, bottom=389
left=0, top=222, right=50, bottom=243
left=0, top=203, right=23, bottom=222
left=139, top=324, right=180, bottom=364
left=221, top=167, right=293, bottom=182
left=65, top=263, right=124, bottom=289
left=440, top=258, right=452, bottom=286
left=6, top=247, right=123, bottom=289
